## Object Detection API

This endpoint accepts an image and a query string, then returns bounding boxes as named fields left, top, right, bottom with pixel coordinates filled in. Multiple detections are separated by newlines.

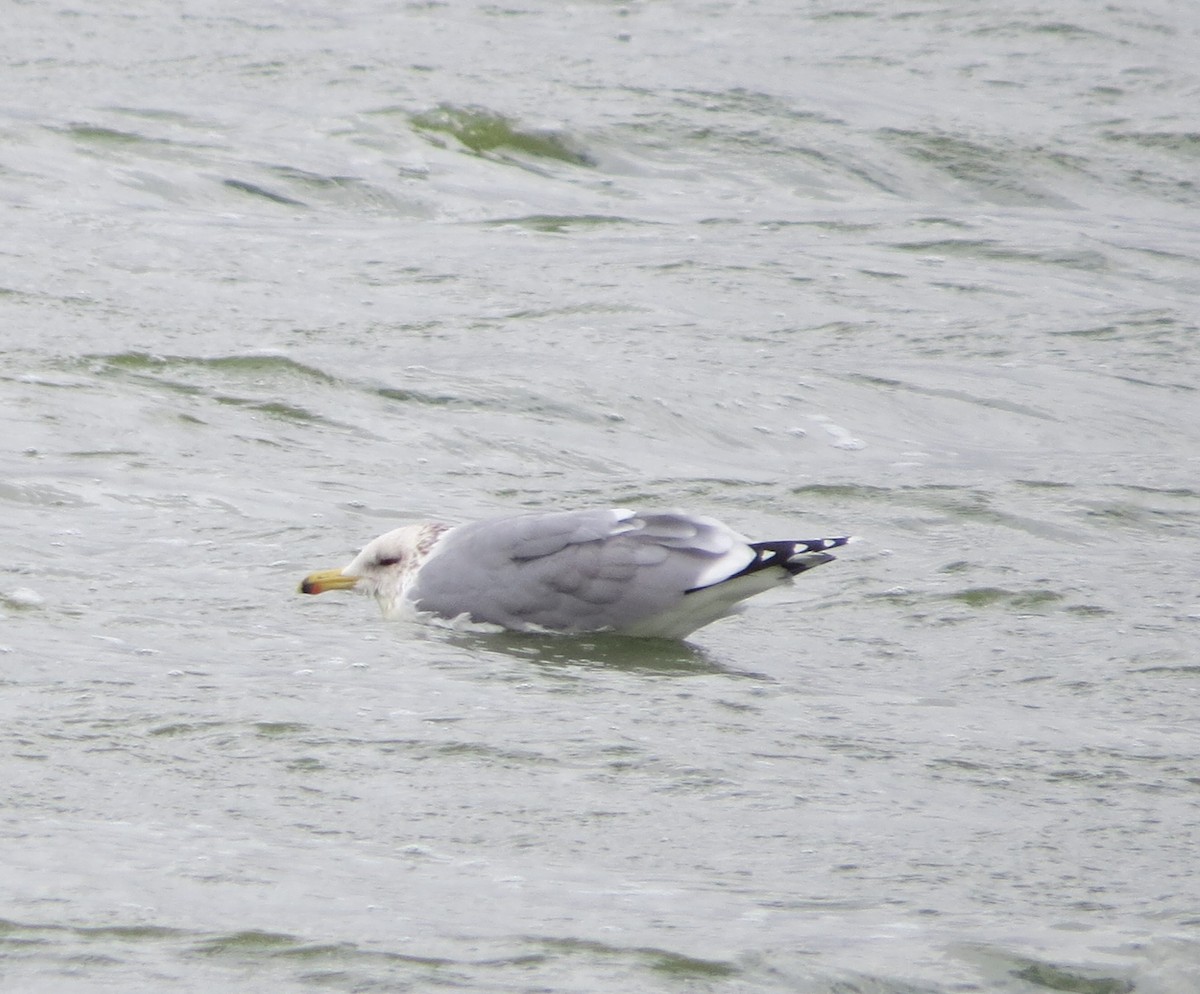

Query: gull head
left=299, top=524, right=445, bottom=617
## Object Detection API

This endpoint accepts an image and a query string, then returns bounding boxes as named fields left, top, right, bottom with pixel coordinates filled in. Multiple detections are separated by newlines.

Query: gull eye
left=376, top=555, right=402, bottom=567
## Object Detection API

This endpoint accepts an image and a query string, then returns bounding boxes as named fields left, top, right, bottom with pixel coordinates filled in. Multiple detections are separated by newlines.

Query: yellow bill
left=299, top=568, right=359, bottom=595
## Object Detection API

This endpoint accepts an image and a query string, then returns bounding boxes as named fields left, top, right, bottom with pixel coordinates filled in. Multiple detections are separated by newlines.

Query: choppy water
left=4, top=2, right=1199, bottom=992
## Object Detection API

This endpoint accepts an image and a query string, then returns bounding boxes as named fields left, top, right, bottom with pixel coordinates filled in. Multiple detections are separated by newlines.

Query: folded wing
left=407, top=508, right=760, bottom=633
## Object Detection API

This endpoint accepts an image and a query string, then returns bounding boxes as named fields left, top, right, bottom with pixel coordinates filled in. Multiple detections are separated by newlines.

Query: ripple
left=408, top=104, right=594, bottom=167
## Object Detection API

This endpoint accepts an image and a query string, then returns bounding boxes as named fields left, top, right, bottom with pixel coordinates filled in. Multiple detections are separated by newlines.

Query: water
left=3, top=2, right=1199, bottom=991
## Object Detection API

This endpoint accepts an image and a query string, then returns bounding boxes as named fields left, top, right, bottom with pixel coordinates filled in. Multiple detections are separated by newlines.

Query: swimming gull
left=299, top=507, right=851, bottom=639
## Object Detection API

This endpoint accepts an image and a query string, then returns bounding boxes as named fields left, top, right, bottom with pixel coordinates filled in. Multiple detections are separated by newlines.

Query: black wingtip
left=684, top=536, right=854, bottom=593
left=744, top=537, right=853, bottom=578
left=790, top=536, right=854, bottom=554
left=781, top=551, right=836, bottom=575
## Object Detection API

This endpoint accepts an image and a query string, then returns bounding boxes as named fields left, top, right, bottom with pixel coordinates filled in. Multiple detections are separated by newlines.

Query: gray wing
left=406, top=508, right=756, bottom=632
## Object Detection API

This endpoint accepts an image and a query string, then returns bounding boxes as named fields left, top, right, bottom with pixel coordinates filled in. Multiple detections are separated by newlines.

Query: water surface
left=3, top=2, right=1199, bottom=992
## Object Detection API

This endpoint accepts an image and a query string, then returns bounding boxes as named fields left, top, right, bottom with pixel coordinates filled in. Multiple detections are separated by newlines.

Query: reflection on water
left=439, top=628, right=752, bottom=677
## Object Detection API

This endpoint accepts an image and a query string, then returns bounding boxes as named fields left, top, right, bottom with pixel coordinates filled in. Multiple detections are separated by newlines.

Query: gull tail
left=685, top=536, right=854, bottom=595
left=743, top=536, right=853, bottom=578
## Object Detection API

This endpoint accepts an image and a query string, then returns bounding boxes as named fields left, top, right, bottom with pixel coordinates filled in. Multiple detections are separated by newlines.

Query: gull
left=300, top=507, right=850, bottom=640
